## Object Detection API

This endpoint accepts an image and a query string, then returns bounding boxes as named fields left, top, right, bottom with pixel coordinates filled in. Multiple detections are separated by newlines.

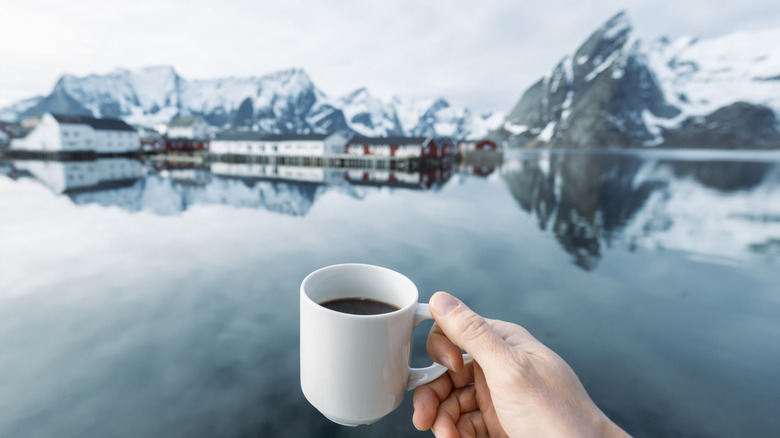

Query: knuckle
left=457, top=311, right=491, bottom=343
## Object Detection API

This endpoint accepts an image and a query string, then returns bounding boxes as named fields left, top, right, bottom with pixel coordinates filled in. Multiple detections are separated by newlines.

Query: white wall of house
left=323, top=133, right=350, bottom=155
left=277, top=140, right=325, bottom=156
left=11, top=113, right=61, bottom=151
left=93, top=130, right=140, bottom=154
left=211, top=138, right=330, bottom=156
left=10, top=114, right=140, bottom=153
left=209, top=140, right=230, bottom=155
left=59, top=122, right=94, bottom=151
left=346, top=144, right=422, bottom=157
left=211, top=140, right=277, bottom=155
left=168, top=119, right=209, bottom=140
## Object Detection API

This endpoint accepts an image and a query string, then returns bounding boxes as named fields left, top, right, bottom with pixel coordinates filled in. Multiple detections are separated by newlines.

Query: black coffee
left=319, top=297, right=400, bottom=315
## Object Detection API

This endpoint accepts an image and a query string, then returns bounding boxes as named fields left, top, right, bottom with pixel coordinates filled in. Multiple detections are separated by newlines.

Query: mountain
left=0, top=66, right=501, bottom=140
left=493, top=12, right=780, bottom=149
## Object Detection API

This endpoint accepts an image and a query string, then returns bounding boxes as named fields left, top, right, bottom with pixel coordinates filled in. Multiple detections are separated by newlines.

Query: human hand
left=412, top=292, right=629, bottom=438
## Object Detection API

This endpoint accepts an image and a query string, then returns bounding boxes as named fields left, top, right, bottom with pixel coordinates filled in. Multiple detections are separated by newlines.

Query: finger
left=427, top=322, right=466, bottom=372
left=473, top=363, right=505, bottom=438
left=432, top=386, right=480, bottom=438
left=429, top=292, right=510, bottom=369
left=412, top=373, right=452, bottom=430
left=449, top=359, right=476, bottom=389
left=456, top=411, right=490, bottom=438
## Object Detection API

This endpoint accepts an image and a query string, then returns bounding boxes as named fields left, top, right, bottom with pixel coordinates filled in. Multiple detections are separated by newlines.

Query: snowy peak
left=337, top=87, right=402, bottom=136
left=647, top=27, right=780, bottom=118
left=1, top=66, right=500, bottom=140
left=495, top=11, right=780, bottom=149
left=572, top=11, right=633, bottom=86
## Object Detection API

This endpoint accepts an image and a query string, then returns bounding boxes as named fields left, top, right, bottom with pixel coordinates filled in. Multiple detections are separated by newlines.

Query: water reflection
left=501, top=150, right=780, bottom=269
left=3, top=152, right=780, bottom=269
left=1, top=158, right=456, bottom=216
left=1, top=150, right=780, bottom=437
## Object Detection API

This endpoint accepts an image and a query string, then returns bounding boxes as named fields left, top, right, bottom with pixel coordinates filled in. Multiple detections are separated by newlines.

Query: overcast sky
left=1, top=0, right=778, bottom=113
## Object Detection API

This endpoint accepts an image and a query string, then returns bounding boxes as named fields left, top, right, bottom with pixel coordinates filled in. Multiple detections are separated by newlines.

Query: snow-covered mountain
left=0, top=66, right=501, bottom=140
left=494, top=12, right=780, bottom=148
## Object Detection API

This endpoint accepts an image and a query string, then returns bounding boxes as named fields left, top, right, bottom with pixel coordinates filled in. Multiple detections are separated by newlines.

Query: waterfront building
left=9, top=113, right=140, bottom=154
left=346, top=136, right=456, bottom=159
left=210, top=132, right=350, bottom=156
left=167, top=116, right=210, bottom=140
left=457, top=139, right=499, bottom=152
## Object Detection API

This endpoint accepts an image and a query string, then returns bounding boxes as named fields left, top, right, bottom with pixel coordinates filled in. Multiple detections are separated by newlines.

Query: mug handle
left=407, top=303, right=473, bottom=391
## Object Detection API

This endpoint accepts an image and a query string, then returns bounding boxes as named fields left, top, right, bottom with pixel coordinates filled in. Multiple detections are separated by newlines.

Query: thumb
left=429, top=292, right=508, bottom=365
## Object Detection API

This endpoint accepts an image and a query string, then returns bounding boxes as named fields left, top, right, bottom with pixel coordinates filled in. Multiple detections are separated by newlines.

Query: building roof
left=51, top=113, right=134, bottom=132
left=212, top=132, right=329, bottom=142
left=260, top=133, right=329, bottom=141
left=347, top=136, right=428, bottom=145
left=214, top=131, right=265, bottom=141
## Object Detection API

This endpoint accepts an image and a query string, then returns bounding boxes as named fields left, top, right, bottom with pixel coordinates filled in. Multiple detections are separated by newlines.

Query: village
left=0, top=113, right=500, bottom=172
left=0, top=112, right=502, bottom=205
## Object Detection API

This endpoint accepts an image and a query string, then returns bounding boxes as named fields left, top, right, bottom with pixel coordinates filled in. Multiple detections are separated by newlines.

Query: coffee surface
left=319, top=297, right=400, bottom=315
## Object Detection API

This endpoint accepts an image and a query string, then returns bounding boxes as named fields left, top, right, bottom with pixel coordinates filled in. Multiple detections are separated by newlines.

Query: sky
left=1, top=0, right=779, bottom=114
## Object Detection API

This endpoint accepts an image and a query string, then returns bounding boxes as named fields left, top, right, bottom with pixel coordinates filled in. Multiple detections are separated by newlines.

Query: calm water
left=1, top=150, right=779, bottom=437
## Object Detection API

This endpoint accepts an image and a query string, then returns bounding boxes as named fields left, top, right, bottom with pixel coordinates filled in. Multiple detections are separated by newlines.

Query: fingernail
left=438, top=355, right=455, bottom=372
left=431, top=292, right=458, bottom=316
left=433, top=428, right=444, bottom=438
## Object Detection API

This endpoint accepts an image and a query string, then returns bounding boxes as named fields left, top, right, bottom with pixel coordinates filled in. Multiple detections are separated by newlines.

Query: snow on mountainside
left=494, top=11, right=780, bottom=149
left=645, top=28, right=780, bottom=129
left=0, top=67, right=502, bottom=140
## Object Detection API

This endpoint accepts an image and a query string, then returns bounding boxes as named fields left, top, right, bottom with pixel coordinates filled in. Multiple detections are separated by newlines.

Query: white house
left=346, top=136, right=430, bottom=158
left=269, top=134, right=333, bottom=156
left=167, top=116, right=210, bottom=140
left=10, top=113, right=140, bottom=154
left=210, top=132, right=350, bottom=156
left=209, top=131, right=265, bottom=155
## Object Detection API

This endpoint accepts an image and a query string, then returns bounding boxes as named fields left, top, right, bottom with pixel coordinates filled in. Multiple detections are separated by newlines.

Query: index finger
left=427, top=321, right=466, bottom=372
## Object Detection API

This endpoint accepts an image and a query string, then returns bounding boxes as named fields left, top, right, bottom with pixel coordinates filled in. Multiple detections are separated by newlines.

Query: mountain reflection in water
left=2, top=152, right=779, bottom=269
left=2, top=158, right=459, bottom=217
left=1, top=150, right=779, bottom=437
left=501, top=150, right=780, bottom=269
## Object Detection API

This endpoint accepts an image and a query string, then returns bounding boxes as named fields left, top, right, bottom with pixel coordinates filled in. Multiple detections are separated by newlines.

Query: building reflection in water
left=1, top=157, right=457, bottom=216
left=4, top=151, right=778, bottom=269
left=501, top=151, right=780, bottom=269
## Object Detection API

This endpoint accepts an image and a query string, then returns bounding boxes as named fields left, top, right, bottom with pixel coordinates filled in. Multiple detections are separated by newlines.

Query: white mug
left=300, top=263, right=462, bottom=426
